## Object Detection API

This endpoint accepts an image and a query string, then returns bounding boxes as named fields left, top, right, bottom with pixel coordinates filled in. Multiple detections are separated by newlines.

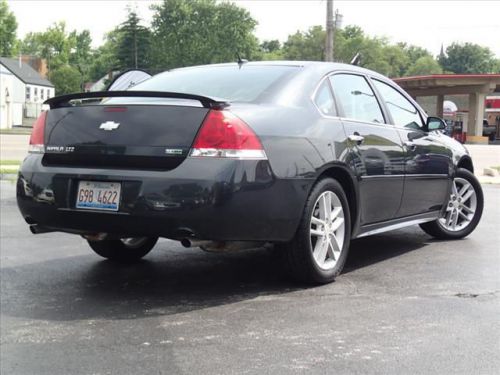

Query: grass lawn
left=0, top=160, right=21, bottom=166
left=0, top=128, right=32, bottom=135
left=0, top=160, right=21, bottom=175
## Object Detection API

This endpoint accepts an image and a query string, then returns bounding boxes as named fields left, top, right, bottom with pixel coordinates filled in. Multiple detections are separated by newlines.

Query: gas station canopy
left=394, top=74, right=500, bottom=141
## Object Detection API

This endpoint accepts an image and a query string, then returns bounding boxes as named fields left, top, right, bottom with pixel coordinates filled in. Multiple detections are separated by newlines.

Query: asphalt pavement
left=0, top=180, right=499, bottom=374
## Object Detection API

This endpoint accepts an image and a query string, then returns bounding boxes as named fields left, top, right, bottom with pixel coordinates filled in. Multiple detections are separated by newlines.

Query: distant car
left=17, top=61, right=484, bottom=284
left=482, top=119, right=496, bottom=141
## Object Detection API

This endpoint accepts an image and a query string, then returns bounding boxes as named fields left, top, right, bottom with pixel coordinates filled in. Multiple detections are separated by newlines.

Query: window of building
left=314, top=80, right=337, bottom=116
left=26, top=87, right=31, bottom=100
left=41, top=89, right=44, bottom=100
left=34, top=87, right=38, bottom=99
left=372, top=79, right=423, bottom=130
left=329, top=74, right=384, bottom=124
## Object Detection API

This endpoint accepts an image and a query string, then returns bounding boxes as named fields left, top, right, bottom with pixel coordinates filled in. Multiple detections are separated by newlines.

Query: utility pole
left=134, top=32, right=138, bottom=69
left=325, top=0, right=334, bottom=62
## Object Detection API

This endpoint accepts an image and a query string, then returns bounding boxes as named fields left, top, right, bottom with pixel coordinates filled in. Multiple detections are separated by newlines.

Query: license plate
left=76, top=181, right=121, bottom=211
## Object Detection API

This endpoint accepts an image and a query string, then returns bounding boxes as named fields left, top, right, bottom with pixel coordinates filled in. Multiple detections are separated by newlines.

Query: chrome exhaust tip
left=29, top=225, right=55, bottom=234
left=180, top=238, right=213, bottom=248
left=82, top=233, right=108, bottom=241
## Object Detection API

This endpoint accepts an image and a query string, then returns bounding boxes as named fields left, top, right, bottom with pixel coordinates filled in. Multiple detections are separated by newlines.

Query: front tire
left=282, top=178, right=351, bottom=284
left=420, top=168, right=483, bottom=239
left=88, top=237, right=158, bottom=262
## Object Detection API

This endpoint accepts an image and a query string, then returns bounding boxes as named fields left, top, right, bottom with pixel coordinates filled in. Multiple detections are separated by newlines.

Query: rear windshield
left=130, top=65, right=298, bottom=102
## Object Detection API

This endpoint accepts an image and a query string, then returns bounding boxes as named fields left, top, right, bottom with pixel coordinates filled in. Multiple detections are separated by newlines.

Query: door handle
left=348, top=134, right=365, bottom=144
left=404, top=141, right=417, bottom=151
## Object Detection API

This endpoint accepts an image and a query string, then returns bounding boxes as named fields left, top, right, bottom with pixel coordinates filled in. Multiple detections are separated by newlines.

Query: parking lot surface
left=1, top=181, right=499, bottom=374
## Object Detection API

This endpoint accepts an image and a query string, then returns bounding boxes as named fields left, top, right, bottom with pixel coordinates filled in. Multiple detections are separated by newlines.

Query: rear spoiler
left=44, top=91, right=229, bottom=110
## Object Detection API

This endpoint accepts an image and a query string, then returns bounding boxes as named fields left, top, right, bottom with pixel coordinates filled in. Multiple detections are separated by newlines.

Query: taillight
left=190, top=110, right=267, bottom=159
left=29, top=111, right=47, bottom=154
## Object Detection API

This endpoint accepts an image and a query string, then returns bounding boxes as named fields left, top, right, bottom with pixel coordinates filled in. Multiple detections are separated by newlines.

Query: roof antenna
left=237, top=54, right=248, bottom=69
left=350, top=52, right=361, bottom=66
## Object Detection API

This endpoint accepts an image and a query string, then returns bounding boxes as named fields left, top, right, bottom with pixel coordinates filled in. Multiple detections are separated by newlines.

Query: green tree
left=439, top=42, right=497, bottom=73
left=116, top=8, right=151, bottom=70
left=334, top=25, right=366, bottom=63
left=283, top=26, right=325, bottom=61
left=0, top=0, right=18, bottom=56
left=18, top=23, right=94, bottom=92
left=150, top=0, right=258, bottom=70
left=88, top=30, right=120, bottom=81
left=69, top=30, right=93, bottom=87
left=400, top=44, right=433, bottom=63
left=493, top=59, right=500, bottom=73
left=381, top=44, right=410, bottom=77
left=406, top=55, right=443, bottom=76
left=19, top=22, right=73, bottom=72
left=49, top=65, right=81, bottom=95
left=260, top=40, right=281, bottom=54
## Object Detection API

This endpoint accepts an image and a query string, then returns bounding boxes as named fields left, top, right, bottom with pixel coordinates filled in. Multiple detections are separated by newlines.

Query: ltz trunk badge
left=165, top=149, right=183, bottom=155
left=99, top=121, right=120, bottom=131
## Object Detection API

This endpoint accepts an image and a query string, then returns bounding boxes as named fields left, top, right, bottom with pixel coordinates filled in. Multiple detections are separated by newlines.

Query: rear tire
left=87, top=237, right=158, bottom=262
left=419, top=168, right=483, bottom=239
left=282, top=178, right=351, bottom=284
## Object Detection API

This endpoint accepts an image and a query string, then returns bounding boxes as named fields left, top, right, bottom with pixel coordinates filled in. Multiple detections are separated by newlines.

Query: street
left=0, top=180, right=499, bottom=374
left=0, top=134, right=31, bottom=161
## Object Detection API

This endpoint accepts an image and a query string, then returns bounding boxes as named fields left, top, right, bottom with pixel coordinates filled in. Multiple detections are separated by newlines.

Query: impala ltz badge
left=99, top=121, right=120, bottom=131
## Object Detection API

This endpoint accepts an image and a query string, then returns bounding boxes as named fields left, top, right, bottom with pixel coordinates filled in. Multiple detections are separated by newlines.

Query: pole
left=325, top=0, right=334, bottom=61
left=134, top=32, right=138, bottom=69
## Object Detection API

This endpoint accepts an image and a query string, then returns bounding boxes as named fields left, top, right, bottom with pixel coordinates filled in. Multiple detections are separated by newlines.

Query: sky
left=7, top=0, right=500, bottom=57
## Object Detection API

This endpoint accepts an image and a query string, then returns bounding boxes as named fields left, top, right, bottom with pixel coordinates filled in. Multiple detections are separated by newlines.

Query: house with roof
left=0, top=57, right=55, bottom=129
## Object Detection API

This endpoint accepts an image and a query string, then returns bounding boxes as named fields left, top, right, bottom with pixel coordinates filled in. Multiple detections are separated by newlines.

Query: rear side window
left=131, top=65, right=298, bottom=102
left=329, top=74, right=384, bottom=124
left=372, top=79, right=423, bottom=129
left=314, top=80, right=337, bottom=116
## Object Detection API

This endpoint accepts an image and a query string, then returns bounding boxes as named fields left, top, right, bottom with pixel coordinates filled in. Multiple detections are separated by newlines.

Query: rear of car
left=17, top=64, right=304, bottom=243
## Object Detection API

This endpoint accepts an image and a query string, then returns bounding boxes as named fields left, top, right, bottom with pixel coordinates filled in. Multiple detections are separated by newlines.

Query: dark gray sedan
left=17, top=61, right=483, bottom=283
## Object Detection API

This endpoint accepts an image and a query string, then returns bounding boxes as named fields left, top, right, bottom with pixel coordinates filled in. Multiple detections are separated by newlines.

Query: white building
left=0, top=57, right=55, bottom=129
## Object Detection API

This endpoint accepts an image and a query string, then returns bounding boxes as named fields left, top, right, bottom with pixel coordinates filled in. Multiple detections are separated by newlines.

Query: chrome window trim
left=310, top=70, right=427, bottom=129
left=340, top=116, right=394, bottom=128
left=369, top=77, right=426, bottom=129
left=310, top=75, right=342, bottom=120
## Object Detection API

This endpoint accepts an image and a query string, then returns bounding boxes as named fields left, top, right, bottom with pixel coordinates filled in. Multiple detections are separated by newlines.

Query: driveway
left=1, top=180, right=499, bottom=374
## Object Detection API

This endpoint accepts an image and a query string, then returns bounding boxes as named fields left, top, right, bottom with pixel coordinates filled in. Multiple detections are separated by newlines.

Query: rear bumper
left=17, top=155, right=311, bottom=242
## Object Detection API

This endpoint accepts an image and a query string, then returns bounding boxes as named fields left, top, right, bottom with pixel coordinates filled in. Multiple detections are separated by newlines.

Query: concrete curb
left=477, top=176, right=500, bottom=184
left=0, top=173, right=17, bottom=182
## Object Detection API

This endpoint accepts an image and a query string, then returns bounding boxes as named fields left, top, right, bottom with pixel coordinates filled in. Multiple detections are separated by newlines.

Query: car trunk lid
left=42, top=92, right=227, bottom=170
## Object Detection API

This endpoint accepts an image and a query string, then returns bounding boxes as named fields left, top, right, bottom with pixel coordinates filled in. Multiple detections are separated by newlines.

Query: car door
left=370, top=78, right=451, bottom=217
left=329, top=73, right=405, bottom=225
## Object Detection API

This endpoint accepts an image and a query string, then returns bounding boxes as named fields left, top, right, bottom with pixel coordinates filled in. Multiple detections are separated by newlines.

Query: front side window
left=314, top=80, right=337, bottom=116
left=372, top=79, right=423, bottom=130
left=329, top=74, right=384, bottom=124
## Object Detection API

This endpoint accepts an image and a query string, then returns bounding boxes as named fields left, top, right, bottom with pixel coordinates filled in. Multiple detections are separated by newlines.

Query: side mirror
left=426, top=117, right=446, bottom=132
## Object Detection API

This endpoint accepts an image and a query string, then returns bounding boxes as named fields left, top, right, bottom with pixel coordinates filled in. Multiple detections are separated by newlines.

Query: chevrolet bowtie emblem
left=99, top=121, right=120, bottom=131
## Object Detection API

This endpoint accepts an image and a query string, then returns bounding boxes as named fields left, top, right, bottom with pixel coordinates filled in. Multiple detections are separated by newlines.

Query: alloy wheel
left=120, top=237, right=149, bottom=248
left=439, top=177, right=477, bottom=232
left=309, top=191, right=346, bottom=270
